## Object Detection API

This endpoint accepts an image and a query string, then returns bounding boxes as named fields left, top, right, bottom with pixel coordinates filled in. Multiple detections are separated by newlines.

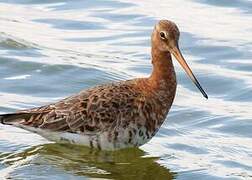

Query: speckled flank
left=0, top=20, right=179, bottom=150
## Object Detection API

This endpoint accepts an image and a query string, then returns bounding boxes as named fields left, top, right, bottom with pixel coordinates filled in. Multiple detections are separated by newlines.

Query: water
left=0, top=0, right=252, bottom=179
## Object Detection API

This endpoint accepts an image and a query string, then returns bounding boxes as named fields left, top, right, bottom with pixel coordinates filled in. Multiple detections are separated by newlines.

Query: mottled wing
left=4, top=81, right=141, bottom=134
left=13, top=93, right=87, bottom=132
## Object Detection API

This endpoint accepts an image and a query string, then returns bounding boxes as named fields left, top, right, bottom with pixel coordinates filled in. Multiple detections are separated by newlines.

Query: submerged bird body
left=0, top=20, right=207, bottom=150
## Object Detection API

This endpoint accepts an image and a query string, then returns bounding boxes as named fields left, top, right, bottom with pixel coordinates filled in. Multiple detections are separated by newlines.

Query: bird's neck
left=138, top=46, right=177, bottom=129
left=149, top=47, right=177, bottom=90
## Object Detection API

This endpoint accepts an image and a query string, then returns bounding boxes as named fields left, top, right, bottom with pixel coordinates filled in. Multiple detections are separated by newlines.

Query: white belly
left=13, top=124, right=153, bottom=151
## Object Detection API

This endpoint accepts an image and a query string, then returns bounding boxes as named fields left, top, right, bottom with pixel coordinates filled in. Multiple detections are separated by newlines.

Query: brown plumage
left=0, top=20, right=207, bottom=150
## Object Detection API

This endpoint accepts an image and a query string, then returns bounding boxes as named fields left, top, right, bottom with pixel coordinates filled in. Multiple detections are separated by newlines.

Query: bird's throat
left=149, top=47, right=177, bottom=90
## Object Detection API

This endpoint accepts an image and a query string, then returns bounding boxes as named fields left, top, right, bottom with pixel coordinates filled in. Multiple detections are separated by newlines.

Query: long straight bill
left=171, top=45, right=208, bottom=99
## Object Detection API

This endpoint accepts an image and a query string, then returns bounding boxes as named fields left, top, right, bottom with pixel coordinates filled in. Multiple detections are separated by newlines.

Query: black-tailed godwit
left=0, top=20, right=207, bottom=150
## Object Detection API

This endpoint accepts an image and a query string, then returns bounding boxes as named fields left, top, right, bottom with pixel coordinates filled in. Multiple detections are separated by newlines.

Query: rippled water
left=0, top=0, right=252, bottom=179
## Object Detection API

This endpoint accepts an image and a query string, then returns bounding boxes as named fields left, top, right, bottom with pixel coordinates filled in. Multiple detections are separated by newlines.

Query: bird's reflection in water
left=2, top=143, right=176, bottom=179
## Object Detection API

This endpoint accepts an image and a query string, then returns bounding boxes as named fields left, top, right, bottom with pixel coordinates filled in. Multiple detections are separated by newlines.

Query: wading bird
left=0, top=20, right=207, bottom=150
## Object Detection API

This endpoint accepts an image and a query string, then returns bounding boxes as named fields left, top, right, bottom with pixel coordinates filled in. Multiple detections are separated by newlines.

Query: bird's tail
left=0, top=113, right=31, bottom=125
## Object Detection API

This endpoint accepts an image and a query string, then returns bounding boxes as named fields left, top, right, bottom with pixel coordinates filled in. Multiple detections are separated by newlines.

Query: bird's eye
left=160, top=31, right=166, bottom=40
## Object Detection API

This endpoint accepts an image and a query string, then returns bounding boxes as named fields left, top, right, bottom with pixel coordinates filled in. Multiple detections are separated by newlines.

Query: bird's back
left=0, top=78, right=174, bottom=150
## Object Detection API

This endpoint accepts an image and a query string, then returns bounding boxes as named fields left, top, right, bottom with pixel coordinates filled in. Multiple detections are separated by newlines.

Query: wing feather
left=1, top=81, right=141, bottom=135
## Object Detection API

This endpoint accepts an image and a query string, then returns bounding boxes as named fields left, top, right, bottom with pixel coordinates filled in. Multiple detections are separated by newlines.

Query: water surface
left=0, top=0, right=252, bottom=179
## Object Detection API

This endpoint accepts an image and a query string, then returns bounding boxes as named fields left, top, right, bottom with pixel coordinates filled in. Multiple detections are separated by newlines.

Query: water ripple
left=0, top=0, right=251, bottom=179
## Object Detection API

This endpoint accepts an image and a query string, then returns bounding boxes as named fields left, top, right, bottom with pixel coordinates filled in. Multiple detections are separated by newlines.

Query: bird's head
left=152, top=20, right=208, bottom=99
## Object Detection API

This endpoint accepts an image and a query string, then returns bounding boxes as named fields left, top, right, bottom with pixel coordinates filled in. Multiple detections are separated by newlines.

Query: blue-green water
left=0, top=0, right=252, bottom=179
